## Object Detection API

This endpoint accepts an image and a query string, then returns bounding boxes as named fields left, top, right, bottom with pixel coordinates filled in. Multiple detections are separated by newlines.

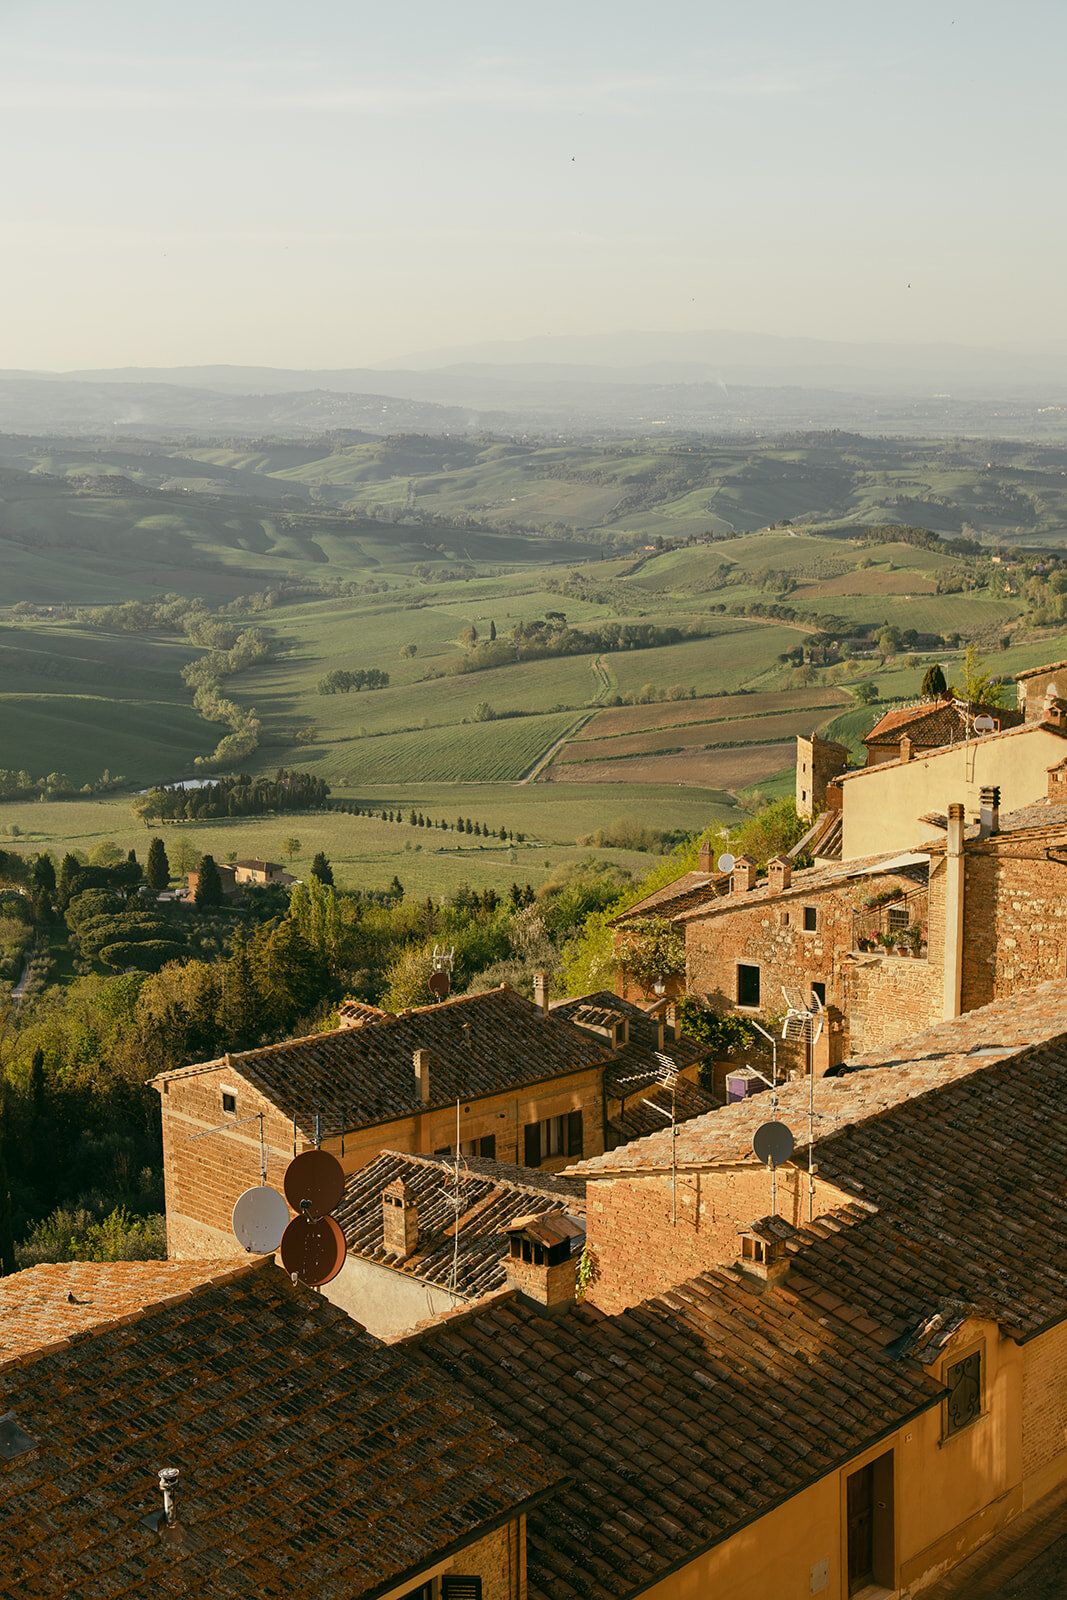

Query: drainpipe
left=942, top=802, right=965, bottom=1020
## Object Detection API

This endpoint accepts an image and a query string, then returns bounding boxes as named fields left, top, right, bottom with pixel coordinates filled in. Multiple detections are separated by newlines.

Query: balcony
left=852, top=889, right=928, bottom=959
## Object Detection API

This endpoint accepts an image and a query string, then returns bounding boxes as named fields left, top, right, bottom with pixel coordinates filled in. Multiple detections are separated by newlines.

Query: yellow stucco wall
left=838, top=726, right=1067, bottom=859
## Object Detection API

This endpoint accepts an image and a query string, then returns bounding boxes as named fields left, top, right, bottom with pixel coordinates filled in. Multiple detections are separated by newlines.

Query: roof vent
left=978, top=785, right=1000, bottom=838
left=505, top=1213, right=585, bottom=1315
left=735, top=1217, right=793, bottom=1290
left=0, top=1413, right=37, bottom=1461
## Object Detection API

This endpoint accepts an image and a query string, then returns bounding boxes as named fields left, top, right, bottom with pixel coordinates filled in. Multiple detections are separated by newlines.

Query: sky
left=2, top=0, right=1065, bottom=369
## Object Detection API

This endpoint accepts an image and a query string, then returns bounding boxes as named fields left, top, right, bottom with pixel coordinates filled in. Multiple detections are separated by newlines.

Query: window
left=737, top=964, right=760, bottom=1007
left=524, top=1111, right=583, bottom=1166
left=221, top=1091, right=237, bottom=1114
left=803, top=906, right=817, bottom=932
left=944, top=1348, right=983, bottom=1437
left=886, top=904, right=909, bottom=933
left=458, top=1136, right=496, bottom=1160
left=397, top=1585, right=433, bottom=1600
left=442, top=1580, right=482, bottom=1600
left=812, top=982, right=826, bottom=1007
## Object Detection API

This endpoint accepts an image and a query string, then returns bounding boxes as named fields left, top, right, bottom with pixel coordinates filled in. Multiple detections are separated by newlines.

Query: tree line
left=132, top=769, right=330, bottom=824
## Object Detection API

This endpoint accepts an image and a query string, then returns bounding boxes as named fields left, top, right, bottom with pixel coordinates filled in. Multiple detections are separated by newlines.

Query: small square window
left=737, top=964, right=760, bottom=1007
left=944, top=1349, right=982, bottom=1436
left=221, top=1092, right=237, bottom=1114
left=803, top=906, right=817, bottom=932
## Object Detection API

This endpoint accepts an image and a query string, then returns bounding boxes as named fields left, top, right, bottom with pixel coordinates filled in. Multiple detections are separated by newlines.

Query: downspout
left=942, top=802, right=966, bottom=1020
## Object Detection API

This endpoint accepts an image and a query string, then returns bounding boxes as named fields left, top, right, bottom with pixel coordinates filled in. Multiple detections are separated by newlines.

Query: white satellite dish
left=717, top=852, right=736, bottom=873
left=232, top=1185, right=290, bottom=1253
left=973, top=715, right=996, bottom=733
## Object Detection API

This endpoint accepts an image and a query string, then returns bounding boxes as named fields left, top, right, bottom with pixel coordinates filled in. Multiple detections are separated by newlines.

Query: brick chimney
left=1049, top=759, right=1067, bottom=802
left=1043, top=687, right=1067, bottom=728
left=766, top=856, right=792, bottom=895
left=698, top=839, right=714, bottom=873
left=943, top=803, right=966, bottom=1021
left=413, top=1048, right=431, bottom=1102
left=736, top=1219, right=791, bottom=1289
left=504, top=1214, right=583, bottom=1315
left=731, top=856, right=757, bottom=894
left=899, top=733, right=913, bottom=763
left=666, top=1001, right=681, bottom=1040
left=533, top=972, right=549, bottom=1016
left=382, top=1178, right=419, bottom=1258
left=978, top=785, right=1000, bottom=838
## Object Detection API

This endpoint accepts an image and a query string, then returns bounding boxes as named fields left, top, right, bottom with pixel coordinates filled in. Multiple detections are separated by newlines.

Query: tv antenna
left=429, top=944, right=455, bottom=999
left=973, top=714, right=996, bottom=734
left=781, top=988, right=825, bottom=1222
left=445, top=1095, right=473, bottom=1299
left=191, top=1113, right=293, bottom=1255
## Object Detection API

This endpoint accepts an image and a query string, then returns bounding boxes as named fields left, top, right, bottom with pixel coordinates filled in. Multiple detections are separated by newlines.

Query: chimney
left=731, top=856, right=757, bottom=894
left=533, top=972, right=549, bottom=1016
left=736, top=1222, right=790, bottom=1289
left=158, top=1468, right=180, bottom=1528
left=942, top=803, right=966, bottom=1021
left=698, top=839, right=714, bottom=873
left=766, top=856, right=792, bottom=895
left=382, top=1178, right=419, bottom=1259
left=656, top=1016, right=666, bottom=1051
left=899, top=733, right=913, bottom=763
left=413, top=1048, right=431, bottom=1102
left=1043, top=687, right=1067, bottom=728
left=504, top=1215, right=582, bottom=1315
left=978, top=785, right=1000, bottom=838
left=666, top=1001, right=681, bottom=1041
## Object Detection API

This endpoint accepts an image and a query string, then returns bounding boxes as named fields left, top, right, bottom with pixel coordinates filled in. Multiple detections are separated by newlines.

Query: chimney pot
left=666, top=1001, right=681, bottom=1041
left=504, top=1217, right=581, bottom=1314
left=767, top=856, right=792, bottom=895
left=736, top=1227, right=790, bottom=1289
left=533, top=972, right=549, bottom=1016
left=413, top=1048, right=431, bottom=1102
left=899, top=733, right=913, bottom=763
left=698, top=839, right=714, bottom=873
left=382, top=1178, right=419, bottom=1258
left=731, top=856, right=757, bottom=894
left=978, top=784, right=1001, bottom=838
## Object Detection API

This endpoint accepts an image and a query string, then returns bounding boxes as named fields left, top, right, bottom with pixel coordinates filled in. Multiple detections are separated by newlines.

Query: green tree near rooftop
left=193, top=854, right=224, bottom=908
left=145, top=837, right=170, bottom=895
left=921, top=663, right=948, bottom=699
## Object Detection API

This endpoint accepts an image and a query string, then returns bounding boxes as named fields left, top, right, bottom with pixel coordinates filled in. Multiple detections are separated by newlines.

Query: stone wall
left=1022, top=1316, right=1067, bottom=1478
left=959, top=847, right=1067, bottom=1013
left=843, top=953, right=942, bottom=1055
left=584, top=1166, right=846, bottom=1314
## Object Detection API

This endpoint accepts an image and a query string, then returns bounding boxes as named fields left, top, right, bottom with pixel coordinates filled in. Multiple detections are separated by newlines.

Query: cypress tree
left=921, top=663, right=948, bottom=699
left=193, top=854, right=224, bottom=908
left=57, top=852, right=82, bottom=911
left=145, top=837, right=170, bottom=895
left=310, top=851, right=334, bottom=887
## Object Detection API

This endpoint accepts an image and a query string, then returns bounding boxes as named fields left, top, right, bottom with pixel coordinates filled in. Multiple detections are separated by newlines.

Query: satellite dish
left=428, top=969, right=450, bottom=998
left=973, top=715, right=996, bottom=733
left=717, top=853, right=736, bottom=873
left=283, top=1149, right=345, bottom=1219
left=752, top=1121, right=795, bottom=1167
left=280, top=1214, right=347, bottom=1287
left=232, top=1185, right=290, bottom=1253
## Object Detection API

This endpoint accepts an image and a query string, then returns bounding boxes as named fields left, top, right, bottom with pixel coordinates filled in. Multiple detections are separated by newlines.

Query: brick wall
left=1022, top=1316, right=1067, bottom=1477
left=160, top=1065, right=606, bottom=1260
left=584, top=1166, right=848, bottom=1313
left=843, top=953, right=942, bottom=1054
left=959, top=848, right=1067, bottom=1013
left=458, top=1515, right=526, bottom=1600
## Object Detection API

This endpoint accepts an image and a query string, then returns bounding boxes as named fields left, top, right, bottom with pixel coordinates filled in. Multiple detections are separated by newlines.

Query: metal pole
left=807, top=1020, right=815, bottom=1223
left=671, top=1080, right=677, bottom=1225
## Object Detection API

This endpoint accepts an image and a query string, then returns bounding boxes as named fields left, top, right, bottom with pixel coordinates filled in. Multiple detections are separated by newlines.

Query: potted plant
left=876, top=932, right=896, bottom=954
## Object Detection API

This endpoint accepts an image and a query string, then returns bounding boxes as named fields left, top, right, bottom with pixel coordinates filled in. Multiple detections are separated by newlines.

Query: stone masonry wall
left=843, top=954, right=942, bottom=1055
left=1022, top=1316, right=1067, bottom=1478
left=959, top=849, right=1067, bottom=1014
left=584, top=1166, right=847, bottom=1314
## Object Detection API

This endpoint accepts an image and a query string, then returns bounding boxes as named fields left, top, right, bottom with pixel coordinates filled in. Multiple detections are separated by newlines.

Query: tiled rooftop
left=607, top=1074, right=720, bottom=1143
left=864, top=698, right=1023, bottom=746
left=412, top=1244, right=939, bottom=1600
left=155, top=985, right=610, bottom=1138
left=0, top=1259, right=239, bottom=1362
left=612, top=868, right=727, bottom=922
left=552, top=991, right=707, bottom=1093
left=572, top=981, right=1067, bottom=1175
left=671, top=850, right=928, bottom=924
left=335, top=1151, right=586, bottom=1300
left=0, top=1257, right=559, bottom=1599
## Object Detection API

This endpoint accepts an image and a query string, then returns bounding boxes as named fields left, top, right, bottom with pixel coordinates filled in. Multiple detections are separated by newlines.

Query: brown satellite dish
left=283, top=1149, right=345, bottom=1219
left=280, top=1214, right=347, bottom=1287
left=428, top=969, right=450, bottom=999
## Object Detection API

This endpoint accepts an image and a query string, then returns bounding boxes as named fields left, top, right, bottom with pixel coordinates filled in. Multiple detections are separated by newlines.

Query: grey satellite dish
left=232, top=1185, right=290, bottom=1253
left=752, top=1121, right=795, bottom=1167
left=717, top=852, right=736, bottom=873
left=973, top=715, right=996, bottom=733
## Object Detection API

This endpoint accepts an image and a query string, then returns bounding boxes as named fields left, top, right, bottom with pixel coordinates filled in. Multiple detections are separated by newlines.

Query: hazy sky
left=2, top=0, right=1065, bottom=368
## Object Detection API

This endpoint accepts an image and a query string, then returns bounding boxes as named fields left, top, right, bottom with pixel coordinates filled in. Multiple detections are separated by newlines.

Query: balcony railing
left=852, top=889, right=928, bottom=958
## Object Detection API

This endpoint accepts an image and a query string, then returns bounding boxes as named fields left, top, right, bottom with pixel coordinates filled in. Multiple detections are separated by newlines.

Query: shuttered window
left=524, top=1121, right=541, bottom=1166
left=442, top=1580, right=482, bottom=1600
left=523, top=1113, right=583, bottom=1166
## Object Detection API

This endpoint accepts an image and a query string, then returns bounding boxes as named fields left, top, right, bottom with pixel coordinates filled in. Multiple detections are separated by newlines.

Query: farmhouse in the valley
left=154, top=982, right=711, bottom=1259
left=0, top=1255, right=557, bottom=1598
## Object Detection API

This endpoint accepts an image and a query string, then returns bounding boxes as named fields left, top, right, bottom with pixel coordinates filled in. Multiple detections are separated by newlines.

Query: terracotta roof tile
left=335, top=1151, right=586, bottom=1300
left=672, top=851, right=928, bottom=924
left=412, top=1249, right=938, bottom=1600
left=864, top=698, right=1023, bottom=747
left=0, top=1258, right=560, bottom=1599
left=155, top=986, right=610, bottom=1138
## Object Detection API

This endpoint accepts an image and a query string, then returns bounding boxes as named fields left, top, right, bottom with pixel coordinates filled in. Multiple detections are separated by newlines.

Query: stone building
left=396, top=982, right=1067, bottom=1600
left=155, top=983, right=710, bottom=1259
left=0, top=1254, right=557, bottom=1599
